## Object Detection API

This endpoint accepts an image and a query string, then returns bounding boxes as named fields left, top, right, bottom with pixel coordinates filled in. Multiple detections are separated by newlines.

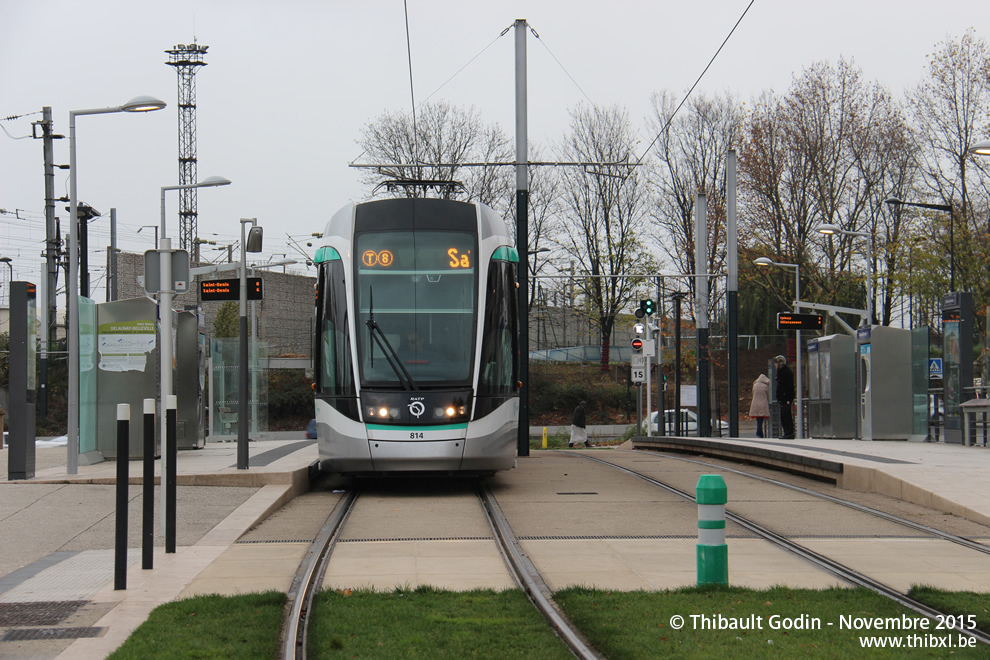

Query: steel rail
left=571, top=452, right=990, bottom=646
left=281, top=488, right=359, bottom=660
left=476, top=480, right=605, bottom=660
left=655, top=451, right=990, bottom=555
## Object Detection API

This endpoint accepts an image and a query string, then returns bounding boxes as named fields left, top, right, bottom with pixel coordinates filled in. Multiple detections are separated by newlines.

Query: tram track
left=280, top=480, right=602, bottom=660
left=571, top=450, right=990, bottom=646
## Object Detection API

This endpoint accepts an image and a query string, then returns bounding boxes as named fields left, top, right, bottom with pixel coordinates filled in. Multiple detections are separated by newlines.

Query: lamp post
left=969, top=140, right=990, bottom=234
left=137, top=225, right=159, bottom=249
left=0, top=257, right=11, bottom=311
left=158, top=176, right=231, bottom=468
left=884, top=198, right=954, bottom=292
left=67, top=95, right=166, bottom=474
left=754, top=257, right=804, bottom=439
left=238, top=218, right=264, bottom=470
left=817, top=223, right=873, bottom=325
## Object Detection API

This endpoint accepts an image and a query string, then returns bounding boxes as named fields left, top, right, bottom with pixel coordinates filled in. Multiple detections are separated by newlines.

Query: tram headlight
left=434, top=404, right=468, bottom=419
left=378, top=407, right=389, bottom=418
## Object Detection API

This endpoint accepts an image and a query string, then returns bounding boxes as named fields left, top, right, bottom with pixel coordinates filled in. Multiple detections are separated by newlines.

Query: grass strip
left=107, top=591, right=285, bottom=659
left=106, top=585, right=990, bottom=658
left=555, top=585, right=989, bottom=658
left=307, top=586, right=573, bottom=658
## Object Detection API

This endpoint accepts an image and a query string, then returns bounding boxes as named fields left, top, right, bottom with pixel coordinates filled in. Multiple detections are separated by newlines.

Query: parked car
left=649, top=409, right=729, bottom=436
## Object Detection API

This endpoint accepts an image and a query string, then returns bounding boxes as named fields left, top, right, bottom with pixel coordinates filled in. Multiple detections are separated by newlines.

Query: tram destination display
left=776, top=312, right=823, bottom=330
left=199, top=277, right=264, bottom=301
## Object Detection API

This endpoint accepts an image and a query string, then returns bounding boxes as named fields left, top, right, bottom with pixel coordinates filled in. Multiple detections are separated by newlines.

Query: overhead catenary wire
left=633, top=0, right=755, bottom=167
left=403, top=0, right=420, bottom=168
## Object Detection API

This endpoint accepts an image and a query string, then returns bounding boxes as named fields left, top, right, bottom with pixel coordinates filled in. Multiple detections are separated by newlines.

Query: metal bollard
left=165, top=395, right=177, bottom=554
left=542, top=427, right=547, bottom=449
left=142, top=398, right=155, bottom=570
left=696, top=474, right=728, bottom=586
left=114, top=404, right=130, bottom=590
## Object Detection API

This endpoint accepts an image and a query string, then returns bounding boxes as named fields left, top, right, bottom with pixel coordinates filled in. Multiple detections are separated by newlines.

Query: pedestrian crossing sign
left=929, top=358, right=942, bottom=379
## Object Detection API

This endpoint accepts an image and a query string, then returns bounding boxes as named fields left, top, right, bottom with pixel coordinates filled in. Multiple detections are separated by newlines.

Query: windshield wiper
left=366, top=288, right=418, bottom=391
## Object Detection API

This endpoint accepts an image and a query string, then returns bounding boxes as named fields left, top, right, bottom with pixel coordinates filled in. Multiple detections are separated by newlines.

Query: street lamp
left=817, top=223, right=873, bottom=325
left=158, top=176, right=231, bottom=460
left=67, top=95, right=166, bottom=474
left=754, top=257, right=804, bottom=440
left=884, top=198, right=954, bottom=292
left=137, top=225, right=159, bottom=249
left=0, top=256, right=12, bottom=280
left=968, top=141, right=990, bottom=233
left=969, top=140, right=990, bottom=156
left=238, top=218, right=264, bottom=470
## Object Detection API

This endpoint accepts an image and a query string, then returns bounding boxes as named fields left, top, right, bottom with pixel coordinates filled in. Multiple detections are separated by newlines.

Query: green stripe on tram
left=314, top=246, right=341, bottom=264
left=367, top=423, right=469, bottom=431
left=492, top=246, right=519, bottom=263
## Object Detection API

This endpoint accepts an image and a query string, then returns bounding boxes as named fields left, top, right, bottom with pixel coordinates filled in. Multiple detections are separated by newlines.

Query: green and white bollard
left=696, top=474, right=728, bottom=586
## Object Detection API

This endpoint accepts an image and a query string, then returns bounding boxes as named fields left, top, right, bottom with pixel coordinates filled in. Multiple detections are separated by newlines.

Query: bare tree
left=357, top=101, right=513, bottom=213
left=648, top=91, right=744, bottom=318
left=906, top=29, right=990, bottom=333
left=740, top=59, right=913, bottom=330
left=557, top=103, right=656, bottom=369
left=907, top=29, right=990, bottom=214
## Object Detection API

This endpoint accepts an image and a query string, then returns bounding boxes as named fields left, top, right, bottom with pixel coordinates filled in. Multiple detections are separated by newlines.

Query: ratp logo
left=408, top=400, right=426, bottom=418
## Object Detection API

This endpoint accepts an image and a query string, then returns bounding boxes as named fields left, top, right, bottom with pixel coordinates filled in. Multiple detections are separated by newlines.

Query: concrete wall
left=117, top=251, right=316, bottom=357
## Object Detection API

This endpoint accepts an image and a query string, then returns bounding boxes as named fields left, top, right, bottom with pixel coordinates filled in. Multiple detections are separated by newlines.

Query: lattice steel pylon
left=165, top=42, right=208, bottom=251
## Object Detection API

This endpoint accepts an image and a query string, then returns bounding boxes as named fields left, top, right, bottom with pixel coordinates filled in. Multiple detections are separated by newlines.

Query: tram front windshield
left=356, top=231, right=476, bottom=387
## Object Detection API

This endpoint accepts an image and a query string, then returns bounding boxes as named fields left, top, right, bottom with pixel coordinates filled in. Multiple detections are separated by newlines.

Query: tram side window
left=478, top=260, right=518, bottom=398
left=317, top=261, right=355, bottom=401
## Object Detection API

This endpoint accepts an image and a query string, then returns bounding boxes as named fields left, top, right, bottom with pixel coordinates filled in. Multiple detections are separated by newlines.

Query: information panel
left=200, top=277, right=263, bottom=302
left=777, top=312, right=823, bottom=330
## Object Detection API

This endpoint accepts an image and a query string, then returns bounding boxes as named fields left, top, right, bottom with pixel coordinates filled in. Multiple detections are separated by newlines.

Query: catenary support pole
left=695, top=193, right=710, bottom=437
left=727, top=149, right=739, bottom=437
left=514, top=19, right=530, bottom=457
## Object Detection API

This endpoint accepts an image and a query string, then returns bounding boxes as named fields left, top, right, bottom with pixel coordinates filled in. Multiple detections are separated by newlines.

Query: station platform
left=1, top=432, right=990, bottom=658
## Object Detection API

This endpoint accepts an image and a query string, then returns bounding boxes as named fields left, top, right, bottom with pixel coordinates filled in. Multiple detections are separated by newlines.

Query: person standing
left=774, top=355, right=795, bottom=439
left=749, top=373, right=771, bottom=438
left=570, top=400, right=589, bottom=447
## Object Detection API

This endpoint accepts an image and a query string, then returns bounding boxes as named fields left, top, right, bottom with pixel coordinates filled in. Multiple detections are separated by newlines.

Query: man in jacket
left=774, top=355, right=795, bottom=439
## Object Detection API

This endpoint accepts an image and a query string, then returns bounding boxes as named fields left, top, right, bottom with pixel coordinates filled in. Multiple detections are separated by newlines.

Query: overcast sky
left=3, top=0, right=990, bottom=299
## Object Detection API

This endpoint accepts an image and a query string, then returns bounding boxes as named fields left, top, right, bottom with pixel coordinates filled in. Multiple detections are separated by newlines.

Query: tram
left=312, top=197, right=520, bottom=475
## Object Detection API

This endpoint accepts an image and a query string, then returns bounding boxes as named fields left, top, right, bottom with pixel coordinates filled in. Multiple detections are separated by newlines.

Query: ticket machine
left=856, top=326, right=913, bottom=440
left=806, top=334, right=856, bottom=438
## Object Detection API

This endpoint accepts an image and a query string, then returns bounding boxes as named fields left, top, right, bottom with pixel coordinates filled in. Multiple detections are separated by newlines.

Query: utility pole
left=33, top=107, right=62, bottom=419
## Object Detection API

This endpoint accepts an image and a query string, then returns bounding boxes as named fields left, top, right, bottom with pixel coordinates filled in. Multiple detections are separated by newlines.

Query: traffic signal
left=631, top=338, right=644, bottom=352
left=639, top=299, right=655, bottom=316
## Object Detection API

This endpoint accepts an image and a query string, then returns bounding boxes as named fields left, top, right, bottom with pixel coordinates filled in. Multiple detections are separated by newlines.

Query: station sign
left=776, top=312, right=823, bottom=330
left=200, top=277, right=264, bottom=302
